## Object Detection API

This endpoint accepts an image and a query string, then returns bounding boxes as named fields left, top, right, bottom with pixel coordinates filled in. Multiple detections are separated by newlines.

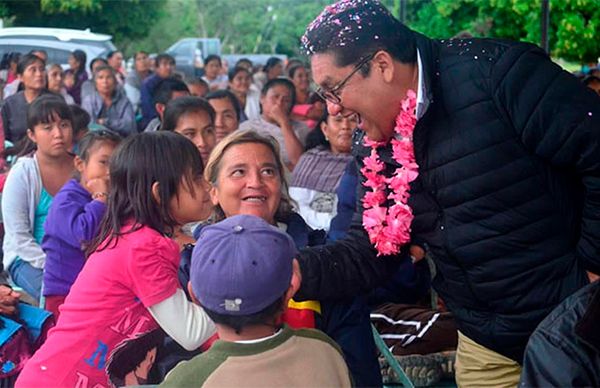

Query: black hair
left=134, top=50, right=149, bottom=60
left=0, top=52, right=21, bottom=71
left=16, top=53, right=45, bottom=75
left=583, top=75, right=600, bottom=86
left=86, top=131, right=205, bottom=255
left=203, top=294, right=286, bottom=335
left=29, top=49, right=47, bottom=59
left=27, top=94, right=72, bottom=131
left=187, top=77, right=209, bottom=87
left=106, top=329, right=164, bottom=386
left=235, top=58, right=253, bottom=68
left=304, top=110, right=330, bottom=151
left=92, top=65, right=117, bottom=81
left=15, top=94, right=72, bottom=157
left=76, top=129, right=122, bottom=162
left=161, top=96, right=216, bottom=132
left=205, top=90, right=241, bottom=121
left=263, top=57, right=282, bottom=72
left=71, top=49, right=87, bottom=76
left=89, top=57, right=108, bottom=72
left=228, top=66, right=250, bottom=82
left=301, top=0, right=416, bottom=73
left=155, top=53, right=175, bottom=68
left=69, top=105, right=91, bottom=137
left=152, top=77, right=189, bottom=106
left=288, top=63, right=306, bottom=79
left=106, top=50, right=121, bottom=60
left=261, top=78, right=296, bottom=113
left=204, top=54, right=222, bottom=66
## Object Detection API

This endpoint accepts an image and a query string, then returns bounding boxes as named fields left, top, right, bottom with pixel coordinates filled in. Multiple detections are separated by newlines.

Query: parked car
left=0, top=27, right=116, bottom=70
left=165, top=38, right=221, bottom=79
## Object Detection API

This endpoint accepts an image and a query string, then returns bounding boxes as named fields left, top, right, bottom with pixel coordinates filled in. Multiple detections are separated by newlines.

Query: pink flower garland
left=361, top=90, right=418, bottom=256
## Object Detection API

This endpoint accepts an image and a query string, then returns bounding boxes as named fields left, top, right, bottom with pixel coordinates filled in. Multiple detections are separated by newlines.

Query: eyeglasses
left=316, top=52, right=376, bottom=105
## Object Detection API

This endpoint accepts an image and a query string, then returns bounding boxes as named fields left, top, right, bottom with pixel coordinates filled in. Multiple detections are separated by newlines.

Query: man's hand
left=0, top=285, right=20, bottom=316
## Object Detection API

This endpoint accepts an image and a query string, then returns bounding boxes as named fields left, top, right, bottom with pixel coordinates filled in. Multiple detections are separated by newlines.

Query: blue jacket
left=140, top=74, right=163, bottom=129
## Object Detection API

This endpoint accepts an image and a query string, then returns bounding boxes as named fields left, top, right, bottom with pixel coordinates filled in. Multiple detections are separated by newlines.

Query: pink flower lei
left=361, top=90, right=418, bottom=256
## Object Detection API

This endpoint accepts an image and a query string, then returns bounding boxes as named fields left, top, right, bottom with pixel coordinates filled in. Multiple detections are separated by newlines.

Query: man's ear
left=373, top=50, right=395, bottom=83
left=187, top=281, right=200, bottom=304
left=284, top=259, right=301, bottom=303
left=151, top=181, right=161, bottom=204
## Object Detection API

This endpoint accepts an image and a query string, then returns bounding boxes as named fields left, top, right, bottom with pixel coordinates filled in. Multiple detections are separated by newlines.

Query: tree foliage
left=406, top=0, right=600, bottom=63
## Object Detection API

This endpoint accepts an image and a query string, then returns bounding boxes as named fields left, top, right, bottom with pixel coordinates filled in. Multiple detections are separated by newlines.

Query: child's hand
left=87, top=177, right=110, bottom=202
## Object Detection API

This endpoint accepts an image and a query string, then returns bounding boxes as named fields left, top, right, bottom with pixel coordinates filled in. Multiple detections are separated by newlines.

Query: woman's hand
left=268, top=104, right=291, bottom=128
left=0, top=285, right=20, bottom=316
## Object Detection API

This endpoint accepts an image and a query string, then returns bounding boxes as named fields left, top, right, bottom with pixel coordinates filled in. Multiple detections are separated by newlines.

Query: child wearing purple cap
left=161, top=214, right=352, bottom=387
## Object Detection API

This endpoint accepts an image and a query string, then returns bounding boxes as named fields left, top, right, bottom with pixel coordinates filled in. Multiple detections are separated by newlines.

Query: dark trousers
left=319, top=296, right=382, bottom=388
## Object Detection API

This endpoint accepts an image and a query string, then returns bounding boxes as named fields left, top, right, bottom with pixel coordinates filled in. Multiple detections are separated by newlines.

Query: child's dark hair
left=203, top=294, right=286, bottom=335
left=161, top=96, right=215, bottom=132
left=15, top=94, right=72, bottom=157
left=76, top=129, right=122, bottom=162
left=69, top=105, right=91, bottom=138
left=87, top=131, right=205, bottom=255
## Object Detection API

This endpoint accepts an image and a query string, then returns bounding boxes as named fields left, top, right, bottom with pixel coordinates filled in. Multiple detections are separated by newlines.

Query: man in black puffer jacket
left=297, top=1, right=600, bottom=386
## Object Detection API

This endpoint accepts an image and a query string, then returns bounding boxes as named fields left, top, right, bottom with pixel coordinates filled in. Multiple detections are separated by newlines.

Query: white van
left=0, top=27, right=116, bottom=70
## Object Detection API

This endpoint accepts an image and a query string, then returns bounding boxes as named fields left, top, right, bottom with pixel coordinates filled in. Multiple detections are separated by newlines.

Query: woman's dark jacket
left=296, top=33, right=600, bottom=362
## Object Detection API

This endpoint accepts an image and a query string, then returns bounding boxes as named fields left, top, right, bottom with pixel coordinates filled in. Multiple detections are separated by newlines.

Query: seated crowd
left=0, top=42, right=597, bottom=387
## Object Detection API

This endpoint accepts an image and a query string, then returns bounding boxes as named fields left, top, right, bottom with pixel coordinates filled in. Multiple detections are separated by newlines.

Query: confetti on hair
left=301, top=0, right=396, bottom=56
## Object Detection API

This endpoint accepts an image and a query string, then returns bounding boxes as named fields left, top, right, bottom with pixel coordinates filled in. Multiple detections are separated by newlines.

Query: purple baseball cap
left=191, top=214, right=298, bottom=316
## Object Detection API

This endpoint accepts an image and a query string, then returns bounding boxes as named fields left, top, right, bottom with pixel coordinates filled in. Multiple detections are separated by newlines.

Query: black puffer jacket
left=296, top=33, right=600, bottom=362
